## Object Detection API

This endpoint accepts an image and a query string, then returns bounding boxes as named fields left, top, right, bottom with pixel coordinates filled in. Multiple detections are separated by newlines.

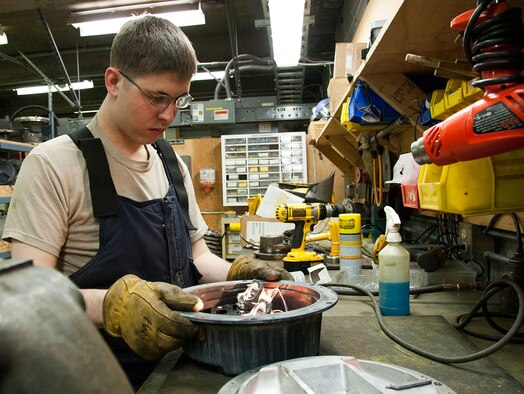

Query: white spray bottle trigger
left=384, top=205, right=402, bottom=242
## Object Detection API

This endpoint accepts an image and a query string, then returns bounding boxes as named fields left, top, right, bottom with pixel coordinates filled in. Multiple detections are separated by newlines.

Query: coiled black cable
left=463, top=0, right=524, bottom=88
left=326, top=279, right=524, bottom=363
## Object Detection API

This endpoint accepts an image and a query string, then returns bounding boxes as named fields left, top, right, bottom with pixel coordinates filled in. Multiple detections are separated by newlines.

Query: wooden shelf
left=0, top=139, right=36, bottom=153
left=314, top=0, right=475, bottom=178
left=313, top=0, right=524, bottom=225
left=0, top=139, right=35, bottom=204
left=0, top=185, right=14, bottom=204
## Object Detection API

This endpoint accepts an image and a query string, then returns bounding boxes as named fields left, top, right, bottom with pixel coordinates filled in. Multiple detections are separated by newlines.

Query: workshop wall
left=172, top=138, right=224, bottom=232
left=351, top=0, right=402, bottom=44
left=174, top=136, right=347, bottom=232
left=306, top=142, right=346, bottom=204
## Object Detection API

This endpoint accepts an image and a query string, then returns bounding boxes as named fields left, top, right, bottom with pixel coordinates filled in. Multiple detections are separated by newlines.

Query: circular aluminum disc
left=219, top=355, right=456, bottom=394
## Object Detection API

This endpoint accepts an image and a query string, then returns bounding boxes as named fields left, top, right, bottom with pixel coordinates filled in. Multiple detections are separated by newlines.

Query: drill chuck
left=324, top=204, right=352, bottom=218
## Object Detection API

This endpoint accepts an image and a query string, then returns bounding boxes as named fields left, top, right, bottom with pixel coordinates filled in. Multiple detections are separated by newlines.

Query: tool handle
left=291, top=221, right=306, bottom=250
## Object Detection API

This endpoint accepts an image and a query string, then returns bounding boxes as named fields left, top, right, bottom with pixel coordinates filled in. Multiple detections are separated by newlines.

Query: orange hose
left=373, top=155, right=383, bottom=206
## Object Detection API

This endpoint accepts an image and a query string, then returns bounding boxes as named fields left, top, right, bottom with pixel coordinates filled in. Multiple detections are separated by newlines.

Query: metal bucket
left=179, top=280, right=338, bottom=375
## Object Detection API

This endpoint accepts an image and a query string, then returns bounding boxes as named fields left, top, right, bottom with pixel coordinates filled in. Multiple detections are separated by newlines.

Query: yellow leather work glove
left=372, top=234, right=387, bottom=264
left=103, top=275, right=203, bottom=360
left=227, top=255, right=294, bottom=281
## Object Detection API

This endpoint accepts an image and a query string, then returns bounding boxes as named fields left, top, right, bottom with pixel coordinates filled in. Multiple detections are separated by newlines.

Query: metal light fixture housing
left=178, top=280, right=338, bottom=375
left=68, top=1, right=205, bottom=37
left=0, top=25, right=8, bottom=45
left=268, top=0, right=305, bottom=67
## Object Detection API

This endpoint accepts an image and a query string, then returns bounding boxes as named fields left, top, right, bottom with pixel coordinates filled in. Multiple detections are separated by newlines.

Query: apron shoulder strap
left=68, top=127, right=118, bottom=218
left=154, top=138, right=196, bottom=230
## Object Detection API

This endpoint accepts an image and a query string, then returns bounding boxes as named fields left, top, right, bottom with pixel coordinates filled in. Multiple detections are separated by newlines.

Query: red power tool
left=411, top=0, right=524, bottom=166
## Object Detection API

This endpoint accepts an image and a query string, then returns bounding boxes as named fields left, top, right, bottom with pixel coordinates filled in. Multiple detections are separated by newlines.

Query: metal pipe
left=485, top=228, right=524, bottom=242
left=328, top=282, right=481, bottom=297
left=200, top=65, right=227, bottom=88
left=76, top=39, right=83, bottom=120
left=16, top=50, right=77, bottom=108
left=225, top=0, right=241, bottom=97
left=484, top=251, right=511, bottom=265
left=48, top=90, right=55, bottom=139
left=197, top=61, right=230, bottom=68
left=214, top=55, right=273, bottom=99
left=0, top=45, right=112, bottom=63
left=38, top=9, right=81, bottom=109
left=368, top=115, right=410, bottom=148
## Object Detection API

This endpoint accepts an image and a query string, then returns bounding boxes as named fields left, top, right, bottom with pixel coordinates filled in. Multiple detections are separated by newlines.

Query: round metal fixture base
left=179, top=280, right=338, bottom=375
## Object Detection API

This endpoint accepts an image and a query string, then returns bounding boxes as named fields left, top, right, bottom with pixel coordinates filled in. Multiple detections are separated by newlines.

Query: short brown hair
left=110, top=15, right=197, bottom=80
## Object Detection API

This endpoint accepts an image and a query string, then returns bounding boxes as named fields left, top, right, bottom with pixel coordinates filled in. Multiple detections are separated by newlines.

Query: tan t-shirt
left=2, top=117, right=207, bottom=275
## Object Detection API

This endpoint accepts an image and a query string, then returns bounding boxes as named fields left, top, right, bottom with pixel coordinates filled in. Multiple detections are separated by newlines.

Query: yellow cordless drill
left=275, top=202, right=350, bottom=264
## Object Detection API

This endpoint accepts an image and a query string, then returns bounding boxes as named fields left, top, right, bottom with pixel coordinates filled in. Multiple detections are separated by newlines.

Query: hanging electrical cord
left=484, top=213, right=523, bottom=255
left=326, top=278, right=524, bottom=363
left=478, top=212, right=524, bottom=338
left=463, top=0, right=524, bottom=88
left=454, top=280, right=524, bottom=344
left=362, top=224, right=385, bottom=235
left=414, top=224, right=438, bottom=243
left=220, top=227, right=231, bottom=243
left=240, top=235, right=259, bottom=250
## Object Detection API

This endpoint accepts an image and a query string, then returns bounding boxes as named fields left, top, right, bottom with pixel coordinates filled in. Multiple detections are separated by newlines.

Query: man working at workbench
left=2, top=16, right=292, bottom=389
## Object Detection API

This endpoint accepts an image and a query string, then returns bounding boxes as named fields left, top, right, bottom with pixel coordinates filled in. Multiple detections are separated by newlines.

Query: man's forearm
left=197, top=252, right=232, bottom=283
left=80, top=288, right=107, bottom=328
left=191, top=236, right=232, bottom=283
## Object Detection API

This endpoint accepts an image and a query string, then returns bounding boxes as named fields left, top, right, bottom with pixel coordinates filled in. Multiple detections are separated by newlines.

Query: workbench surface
left=138, top=279, right=524, bottom=393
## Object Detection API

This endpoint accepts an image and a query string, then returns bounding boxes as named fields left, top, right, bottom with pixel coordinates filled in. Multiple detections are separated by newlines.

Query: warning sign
left=214, top=109, right=229, bottom=121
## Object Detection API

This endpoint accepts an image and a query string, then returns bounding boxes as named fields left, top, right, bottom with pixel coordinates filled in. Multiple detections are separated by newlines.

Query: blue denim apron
left=67, top=128, right=201, bottom=388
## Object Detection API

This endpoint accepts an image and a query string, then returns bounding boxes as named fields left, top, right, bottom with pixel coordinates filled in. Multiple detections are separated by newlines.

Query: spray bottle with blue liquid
left=378, top=206, right=410, bottom=316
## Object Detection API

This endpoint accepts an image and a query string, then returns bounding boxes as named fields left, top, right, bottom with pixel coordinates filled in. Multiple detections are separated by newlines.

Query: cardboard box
left=327, top=77, right=350, bottom=115
left=333, top=42, right=367, bottom=79
left=307, top=121, right=328, bottom=143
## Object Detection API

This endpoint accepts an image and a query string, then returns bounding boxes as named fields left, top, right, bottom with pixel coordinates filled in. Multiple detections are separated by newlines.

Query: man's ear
left=105, top=67, right=120, bottom=96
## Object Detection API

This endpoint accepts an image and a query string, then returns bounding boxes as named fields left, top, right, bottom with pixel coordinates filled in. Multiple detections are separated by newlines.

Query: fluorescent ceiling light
left=74, top=110, right=98, bottom=114
left=192, top=70, right=226, bottom=81
left=69, top=2, right=205, bottom=37
left=15, top=80, right=94, bottom=96
left=268, top=0, right=305, bottom=67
